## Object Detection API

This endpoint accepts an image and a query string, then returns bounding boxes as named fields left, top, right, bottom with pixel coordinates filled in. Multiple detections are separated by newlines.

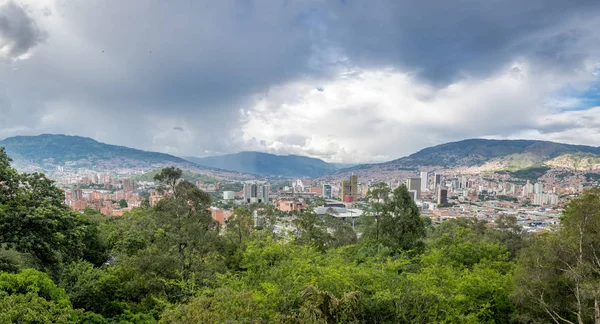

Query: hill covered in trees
left=0, top=134, right=194, bottom=170
left=185, top=151, right=341, bottom=177
left=2, top=146, right=600, bottom=323
left=338, top=139, right=600, bottom=180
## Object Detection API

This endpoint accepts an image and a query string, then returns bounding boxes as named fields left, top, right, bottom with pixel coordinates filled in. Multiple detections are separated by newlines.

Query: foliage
left=361, top=184, right=426, bottom=255
left=0, top=149, right=109, bottom=270
left=0, top=269, right=105, bottom=323
left=292, top=210, right=332, bottom=252
left=514, top=188, right=600, bottom=323
left=508, top=166, right=551, bottom=182
left=2, top=157, right=589, bottom=323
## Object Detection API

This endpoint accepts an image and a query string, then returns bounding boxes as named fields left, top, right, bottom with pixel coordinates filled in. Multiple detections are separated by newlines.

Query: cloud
left=324, top=0, right=600, bottom=83
left=0, top=1, right=46, bottom=60
left=240, top=61, right=597, bottom=163
left=1, top=0, right=600, bottom=164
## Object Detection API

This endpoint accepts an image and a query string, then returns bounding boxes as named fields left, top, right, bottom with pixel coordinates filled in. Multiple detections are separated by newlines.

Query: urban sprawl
left=51, top=165, right=591, bottom=235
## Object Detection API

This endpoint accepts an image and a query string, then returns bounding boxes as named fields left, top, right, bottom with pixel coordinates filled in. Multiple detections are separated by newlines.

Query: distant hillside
left=337, top=139, right=600, bottom=179
left=0, top=134, right=211, bottom=174
left=185, top=151, right=339, bottom=177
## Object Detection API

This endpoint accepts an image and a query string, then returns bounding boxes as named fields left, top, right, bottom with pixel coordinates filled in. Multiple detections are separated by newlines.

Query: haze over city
left=2, top=0, right=600, bottom=163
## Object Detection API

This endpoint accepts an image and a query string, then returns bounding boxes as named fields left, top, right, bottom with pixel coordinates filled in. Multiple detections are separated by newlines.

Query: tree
left=361, top=185, right=426, bottom=254
left=0, top=147, right=19, bottom=204
left=0, top=149, right=108, bottom=269
left=153, top=166, right=183, bottom=194
left=259, top=204, right=278, bottom=234
left=325, top=215, right=357, bottom=248
left=299, top=285, right=360, bottom=323
left=514, top=188, right=600, bottom=323
left=225, top=208, right=254, bottom=247
left=488, top=215, right=530, bottom=259
left=362, top=183, right=391, bottom=249
left=153, top=178, right=223, bottom=300
left=293, top=210, right=332, bottom=252
left=0, top=269, right=106, bottom=323
left=119, top=199, right=128, bottom=208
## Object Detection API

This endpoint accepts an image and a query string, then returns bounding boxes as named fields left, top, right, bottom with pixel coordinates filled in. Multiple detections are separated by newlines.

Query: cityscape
left=3, top=0, right=600, bottom=322
left=53, top=156, right=590, bottom=236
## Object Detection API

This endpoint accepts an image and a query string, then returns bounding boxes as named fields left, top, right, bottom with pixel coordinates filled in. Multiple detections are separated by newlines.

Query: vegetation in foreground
left=1, top=146, right=600, bottom=323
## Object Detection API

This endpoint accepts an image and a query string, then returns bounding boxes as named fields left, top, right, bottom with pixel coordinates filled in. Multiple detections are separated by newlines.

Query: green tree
left=0, top=269, right=106, bottom=323
left=0, top=147, right=19, bottom=204
left=152, top=176, right=224, bottom=300
left=514, top=188, right=600, bottom=323
left=0, top=149, right=108, bottom=270
left=153, top=166, right=183, bottom=194
left=293, top=210, right=332, bottom=252
left=363, top=182, right=392, bottom=248
left=119, top=199, right=128, bottom=208
left=361, top=185, right=426, bottom=254
left=299, top=285, right=360, bottom=323
left=488, top=215, right=530, bottom=259
left=225, top=208, right=254, bottom=247
left=325, top=215, right=357, bottom=248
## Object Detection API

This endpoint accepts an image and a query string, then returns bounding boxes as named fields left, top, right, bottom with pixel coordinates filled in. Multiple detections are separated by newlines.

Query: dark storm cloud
left=2, top=0, right=600, bottom=160
left=0, top=1, right=46, bottom=60
left=2, top=0, right=326, bottom=154
left=324, top=0, right=600, bottom=83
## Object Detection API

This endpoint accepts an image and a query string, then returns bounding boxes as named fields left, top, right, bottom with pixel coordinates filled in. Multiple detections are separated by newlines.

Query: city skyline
left=2, top=1, right=600, bottom=163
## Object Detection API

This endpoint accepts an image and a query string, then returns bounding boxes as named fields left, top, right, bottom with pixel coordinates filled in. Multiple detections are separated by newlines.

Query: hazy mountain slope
left=336, top=139, right=600, bottom=179
left=185, top=151, right=338, bottom=177
left=0, top=134, right=209, bottom=174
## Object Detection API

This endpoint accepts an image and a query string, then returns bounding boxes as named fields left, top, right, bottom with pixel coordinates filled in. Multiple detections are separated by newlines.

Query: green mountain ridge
left=339, top=139, right=600, bottom=174
left=0, top=134, right=196, bottom=171
left=4, top=135, right=600, bottom=178
left=185, top=151, right=341, bottom=177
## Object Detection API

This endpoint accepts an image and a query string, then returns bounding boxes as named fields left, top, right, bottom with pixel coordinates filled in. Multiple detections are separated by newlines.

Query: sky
left=1, top=0, right=600, bottom=163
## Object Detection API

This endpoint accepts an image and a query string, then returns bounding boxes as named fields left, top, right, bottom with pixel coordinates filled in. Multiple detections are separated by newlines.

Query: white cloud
left=3, top=0, right=600, bottom=165
left=240, top=62, right=598, bottom=163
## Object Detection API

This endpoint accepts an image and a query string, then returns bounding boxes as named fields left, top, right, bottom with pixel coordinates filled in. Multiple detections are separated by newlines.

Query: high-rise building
left=149, top=191, right=163, bottom=207
left=434, top=173, right=442, bottom=188
left=293, top=179, right=304, bottom=192
left=223, top=191, right=235, bottom=200
left=243, top=181, right=270, bottom=203
left=420, top=172, right=428, bottom=192
left=522, top=183, right=534, bottom=197
left=71, top=187, right=83, bottom=200
left=123, top=179, right=135, bottom=192
left=437, top=188, right=448, bottom=205
left=451, top=179, right=459, bottom=191
left=322, top=184, right=332, bottom=198
left=408, top=190, right=418, bottom=201
left=533, top=183, right=543, bottom=194
left=406, top=177, right=421, bottom=200
left=341, top=175, right=358, bottom=201
left=350, top=175, right=358, bottom=197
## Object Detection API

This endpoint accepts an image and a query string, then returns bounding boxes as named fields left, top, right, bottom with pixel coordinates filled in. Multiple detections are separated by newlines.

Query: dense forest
left=2, top=147, right=600, bottom=323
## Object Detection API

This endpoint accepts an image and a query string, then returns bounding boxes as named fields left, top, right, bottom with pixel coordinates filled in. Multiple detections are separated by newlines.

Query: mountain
left=387, top=139, right=600, bottom=168
left=185, top=151, right=339, bottom=177
left=336, top=139, right=600, bottom=179
left=0, top=134, right=244, bottom=178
